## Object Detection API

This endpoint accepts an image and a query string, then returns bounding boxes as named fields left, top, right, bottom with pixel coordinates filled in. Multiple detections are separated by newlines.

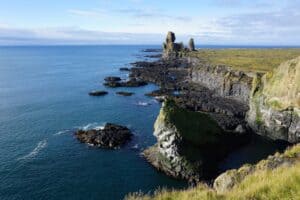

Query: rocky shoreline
left=83, top=31, right=299, bottom=185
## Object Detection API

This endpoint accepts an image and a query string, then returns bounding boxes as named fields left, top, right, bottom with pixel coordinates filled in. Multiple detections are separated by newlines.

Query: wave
left=76, top=122, right=105, bottom=131
left=136, top=101, right=151, bottom=106
left=17, top=140, right=47, bottom=160
left=53, top=130, right=69, bottom=136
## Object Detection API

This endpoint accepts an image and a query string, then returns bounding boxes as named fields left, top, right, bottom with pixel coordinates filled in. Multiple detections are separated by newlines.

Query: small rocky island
left=75, top=123, right=133, bottom=149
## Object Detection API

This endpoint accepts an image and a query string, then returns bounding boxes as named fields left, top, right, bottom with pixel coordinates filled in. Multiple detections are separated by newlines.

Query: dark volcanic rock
left=145, top=54, right=162, bottom=58
left=145, top=89, right=172, bottom=97
left=104, top=77, right=147, bottom=88
left=75, top=123, right=133, bottom=149
left=119, top=67, right=130, bottom=71
left=89, top=90, right=108, bottom=96
left=104, top=76, right=121, bottom=82
left=104, top=81, right=122, bottom=88
left=116, top=91, right=134, bottom=96
left=122, top=78, right=147, bottom=87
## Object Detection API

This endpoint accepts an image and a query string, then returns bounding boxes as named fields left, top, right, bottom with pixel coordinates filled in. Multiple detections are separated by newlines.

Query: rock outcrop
left=247, top=57, right=300, bottom=143
left=188, top=38, right=195, bottom=51
left=75, top=123, right=133, bottom=149
left=104, top=77, right=147, bottom=88
left=143, top=99, right=249, bottom=182
left=162, top=32, right=184, bottom=59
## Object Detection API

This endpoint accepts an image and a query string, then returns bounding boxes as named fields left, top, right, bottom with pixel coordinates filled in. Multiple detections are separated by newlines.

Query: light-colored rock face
left=154, top=106, right=181, bottom=163
left=247, top=57, right=300, bottom=143
left=151, top=102, right=202, bottom=181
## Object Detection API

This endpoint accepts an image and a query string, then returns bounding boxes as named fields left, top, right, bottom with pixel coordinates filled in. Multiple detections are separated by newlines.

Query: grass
left=186, top=48, right=300, bottom=72
left=126, top=145, right=300, bottom=200
left=163, top=100, right=223, bottom=146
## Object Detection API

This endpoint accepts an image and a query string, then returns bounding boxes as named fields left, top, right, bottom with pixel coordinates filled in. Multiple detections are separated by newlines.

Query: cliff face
left=188, top=56, right=300, bottom=143
left=188, top=57, right=254, bottom=104
left=143, top=100, right=248, bottom=181
left=247, top=57, right=300, bottom=143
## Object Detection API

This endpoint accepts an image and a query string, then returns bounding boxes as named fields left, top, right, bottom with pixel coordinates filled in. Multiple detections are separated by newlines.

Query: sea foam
left=17, top=140, right=47, bottom=160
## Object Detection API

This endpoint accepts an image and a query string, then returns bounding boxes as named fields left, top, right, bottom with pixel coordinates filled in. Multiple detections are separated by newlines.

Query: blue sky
left=0, top=0, right=300, bottom=45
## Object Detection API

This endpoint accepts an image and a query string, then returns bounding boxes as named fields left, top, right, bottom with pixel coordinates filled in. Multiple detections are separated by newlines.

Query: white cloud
left=68, top=9, right=106, bottom=18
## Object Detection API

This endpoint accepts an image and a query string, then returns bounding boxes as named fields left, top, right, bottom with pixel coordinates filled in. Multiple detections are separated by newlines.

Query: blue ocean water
left=0, top=45, right=288, bottom=200
left=0, top=46, right=186, bottom=200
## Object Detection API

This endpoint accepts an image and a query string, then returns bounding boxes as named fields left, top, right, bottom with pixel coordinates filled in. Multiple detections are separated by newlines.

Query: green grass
left=126, top=163, right=300, bottom=200
left=163, top=100, right=223, bottom=146
left=186, top=48, right=300, bottom=72
left=126, top=145, right=300, bottom=200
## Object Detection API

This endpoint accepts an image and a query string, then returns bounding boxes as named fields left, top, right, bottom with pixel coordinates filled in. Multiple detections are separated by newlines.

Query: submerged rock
left=88, top=90, right=108, bottom=96
left=75, top=123, right=133, bottom=149
left=116, top=91, right=134, bottom=96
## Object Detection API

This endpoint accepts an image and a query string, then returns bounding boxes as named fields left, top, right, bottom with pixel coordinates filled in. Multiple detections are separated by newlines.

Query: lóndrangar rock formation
left=162, top=31, right=196, bottom=59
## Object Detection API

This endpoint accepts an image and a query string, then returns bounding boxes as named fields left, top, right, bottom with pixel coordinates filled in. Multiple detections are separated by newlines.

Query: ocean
left=0, top=45, right=287, bottom=200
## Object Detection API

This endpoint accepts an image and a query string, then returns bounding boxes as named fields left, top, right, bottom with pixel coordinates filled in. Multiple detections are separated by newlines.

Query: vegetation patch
left=126, top=144, right=300, bottom=200
left=186, top=48, right=300, bottom=72
left=163, top=99, right=223, bottom=146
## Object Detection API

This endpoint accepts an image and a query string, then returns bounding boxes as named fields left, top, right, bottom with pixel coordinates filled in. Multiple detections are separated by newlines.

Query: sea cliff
left=126, top=31, right=300, bottom=186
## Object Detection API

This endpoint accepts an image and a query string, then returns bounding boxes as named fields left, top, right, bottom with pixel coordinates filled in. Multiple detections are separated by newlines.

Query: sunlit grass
left=125, top=144, right=300, bottom=200
left=187, top=48, right=300, bottom=72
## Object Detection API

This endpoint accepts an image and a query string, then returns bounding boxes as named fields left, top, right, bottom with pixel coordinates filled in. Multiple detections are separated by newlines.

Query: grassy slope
left=126, top=145, right=300, bottom=200
left=187, top=48, right=300, bottom=72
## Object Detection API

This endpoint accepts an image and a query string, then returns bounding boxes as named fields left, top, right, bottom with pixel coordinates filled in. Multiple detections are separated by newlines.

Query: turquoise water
left=0, top=46, right=186, bottom=200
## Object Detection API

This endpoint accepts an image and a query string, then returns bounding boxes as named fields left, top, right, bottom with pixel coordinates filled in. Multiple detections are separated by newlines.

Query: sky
left=0, top=0, right=300, bottom=45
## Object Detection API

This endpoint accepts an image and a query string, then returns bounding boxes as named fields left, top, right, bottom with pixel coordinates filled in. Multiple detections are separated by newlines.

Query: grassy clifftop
left=187, top=48, right=300, bottom=72
left=262, top=56, right=300, bottom=110
left=126, top=144, right=300, bottom=200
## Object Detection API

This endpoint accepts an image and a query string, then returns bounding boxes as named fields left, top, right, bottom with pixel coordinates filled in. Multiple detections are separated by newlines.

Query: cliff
left=143, top=100, right=248, bottom=182
left=247, top=57, right=300, bottom=143
left=188, top=55, right=300, bottom=143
